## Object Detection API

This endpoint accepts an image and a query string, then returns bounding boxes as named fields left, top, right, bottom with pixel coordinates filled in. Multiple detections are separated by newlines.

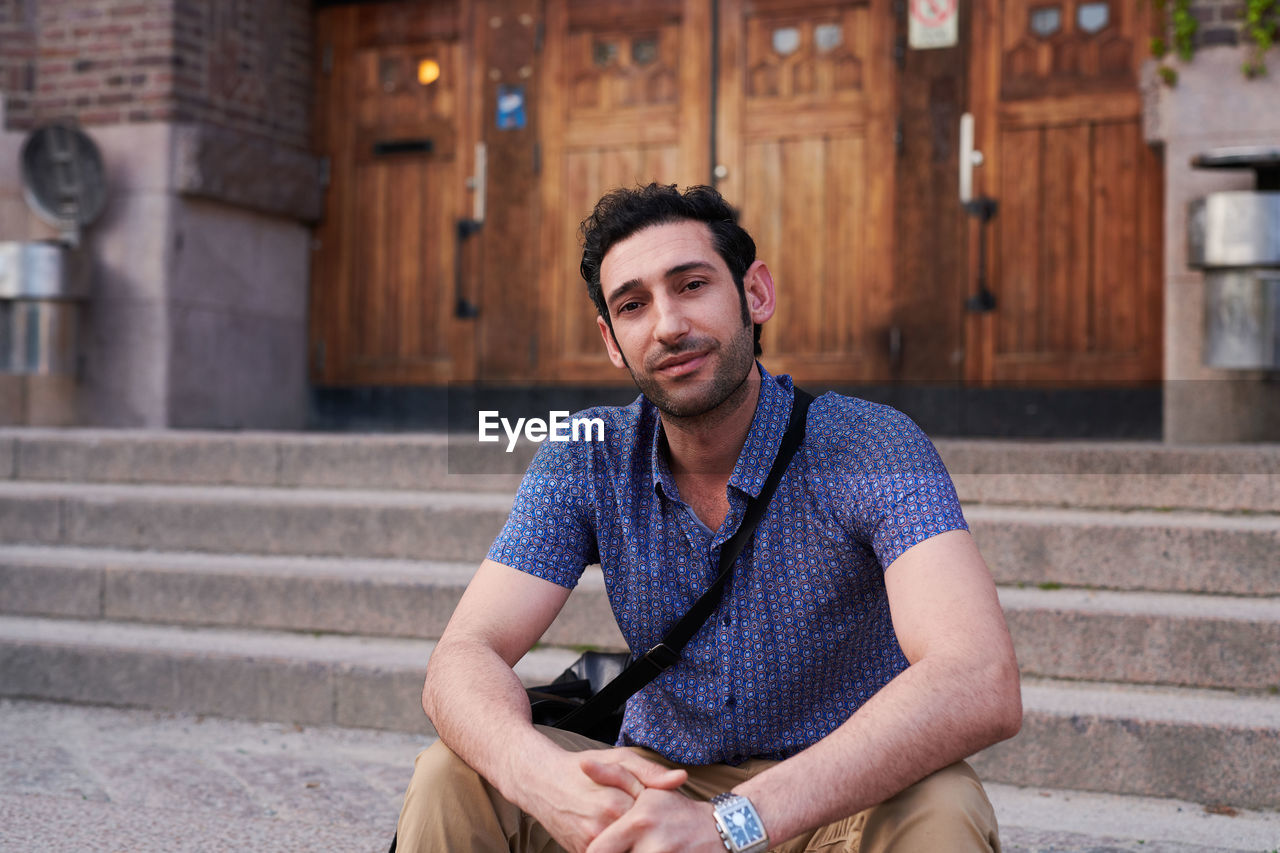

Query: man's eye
left=685, top=280, right=706, bottom=291
left=617, top=301, right=640, bottom=314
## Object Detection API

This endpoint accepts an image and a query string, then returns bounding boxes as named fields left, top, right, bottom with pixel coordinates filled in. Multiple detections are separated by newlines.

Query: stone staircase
left=0, top=430, right=1277, bottom=817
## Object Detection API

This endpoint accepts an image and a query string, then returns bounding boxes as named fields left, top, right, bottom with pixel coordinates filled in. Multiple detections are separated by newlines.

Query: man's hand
left=584, top=787, right=726, bottom=853
left=521, top=748, right=687, bottom=853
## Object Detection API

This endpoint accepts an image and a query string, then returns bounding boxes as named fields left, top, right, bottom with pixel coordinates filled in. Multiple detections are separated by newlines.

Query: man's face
left=596, top=220, right=773, bottom=419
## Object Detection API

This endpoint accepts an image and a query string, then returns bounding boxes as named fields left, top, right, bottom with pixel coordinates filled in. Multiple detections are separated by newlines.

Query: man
left=396, top=183, right=1022, bottom=852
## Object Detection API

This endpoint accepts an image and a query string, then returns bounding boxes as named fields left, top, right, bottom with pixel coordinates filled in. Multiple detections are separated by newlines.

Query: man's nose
left=652, top=297, right=691, bottom=345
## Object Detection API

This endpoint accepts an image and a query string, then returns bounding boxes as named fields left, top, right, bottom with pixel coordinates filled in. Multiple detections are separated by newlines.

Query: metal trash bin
left=0, top=124, right=106, bottom=375
left=1187, top=146, right=1280, bottom=370
left=0, top=240, right=90, bottom=373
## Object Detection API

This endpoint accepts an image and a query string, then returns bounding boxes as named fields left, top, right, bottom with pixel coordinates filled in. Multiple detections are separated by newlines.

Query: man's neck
left=660, top=364, right=762, bottom=481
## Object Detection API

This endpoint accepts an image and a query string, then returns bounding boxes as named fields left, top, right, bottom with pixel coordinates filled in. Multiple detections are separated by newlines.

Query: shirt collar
left=648, top=363, right=795, bottom=501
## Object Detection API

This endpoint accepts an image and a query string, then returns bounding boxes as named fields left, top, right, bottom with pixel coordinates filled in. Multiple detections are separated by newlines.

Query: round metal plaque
left=19, top=124, right=108, bottom=230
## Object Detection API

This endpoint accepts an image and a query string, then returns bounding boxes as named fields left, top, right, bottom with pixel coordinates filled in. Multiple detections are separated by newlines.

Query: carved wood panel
left=719, top=0, right=896, bottom=383
left=1000, top=0, right=1136, bottom=99
left=311, top=2, right=478, bottom=385
left=539, top=0, right=710, bottom=381
left=967, top=0, right=1162, bottom=385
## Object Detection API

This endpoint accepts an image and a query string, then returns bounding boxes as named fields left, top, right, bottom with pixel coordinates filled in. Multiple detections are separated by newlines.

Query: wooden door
left=967, top=0, right=1162, bottom=384
left=311, top=2, right=479, bottom=385
left=537, top=0, right=713, bottom=382
left=539, top=0, right=898, bottom=385
left=717, top=0, right=898, bottom=383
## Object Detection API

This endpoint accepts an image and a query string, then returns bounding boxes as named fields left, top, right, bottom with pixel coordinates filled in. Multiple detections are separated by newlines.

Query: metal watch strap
left=710, top=793, right=736, bottom=852
left=710, top=792, right=769, bottom=853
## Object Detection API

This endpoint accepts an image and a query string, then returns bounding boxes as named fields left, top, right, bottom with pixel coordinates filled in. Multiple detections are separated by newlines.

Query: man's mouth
left=652, top=350, right=710, bottom=377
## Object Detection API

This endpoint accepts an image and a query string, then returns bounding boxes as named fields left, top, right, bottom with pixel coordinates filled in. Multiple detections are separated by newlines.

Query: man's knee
left=414, top=739, right=479, bottom=789
left=859, top=763, right=1000, bottom=853
left=398, top=742, right=487, bottom=832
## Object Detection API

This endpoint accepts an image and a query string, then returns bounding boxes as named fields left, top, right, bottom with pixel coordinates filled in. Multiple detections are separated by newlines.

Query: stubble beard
left=628, top=320, right=756, bottom=421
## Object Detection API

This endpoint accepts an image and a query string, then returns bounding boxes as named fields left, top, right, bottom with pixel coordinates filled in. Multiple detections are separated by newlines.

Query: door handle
left=455, top=142, right=487, bottom=319
left=959, top=113, right=997, bottom=313
left=959, top=113, right=983, bottom=205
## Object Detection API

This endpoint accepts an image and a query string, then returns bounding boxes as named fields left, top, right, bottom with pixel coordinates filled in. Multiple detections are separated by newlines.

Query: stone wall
left=1144, top=39, right=1280, bottom=442
left=0, top=0, right=316, bottom=428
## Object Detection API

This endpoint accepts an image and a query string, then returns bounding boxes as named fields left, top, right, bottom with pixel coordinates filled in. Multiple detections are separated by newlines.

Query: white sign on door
left=909, top=0, right=959, bottom=50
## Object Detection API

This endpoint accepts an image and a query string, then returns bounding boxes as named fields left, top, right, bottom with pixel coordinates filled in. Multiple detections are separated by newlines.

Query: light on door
left=418, top=59, right=441, bottom=86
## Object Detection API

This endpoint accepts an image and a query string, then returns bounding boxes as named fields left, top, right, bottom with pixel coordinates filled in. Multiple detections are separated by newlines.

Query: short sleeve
left=486, top=436, right=599, bottom=588
left=855, top=406, right=968, bottom=569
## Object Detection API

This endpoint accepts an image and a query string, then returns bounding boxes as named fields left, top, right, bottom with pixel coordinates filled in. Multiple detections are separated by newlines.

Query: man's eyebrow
left=664, top=261, right=716, bottom=278
left=605, top=261, right=718, bottom=308
left=606, top=278, right=644, bottom=308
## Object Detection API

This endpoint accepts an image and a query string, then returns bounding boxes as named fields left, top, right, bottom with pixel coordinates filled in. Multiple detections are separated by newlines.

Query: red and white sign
left=909, top=0, right=959, bottom=50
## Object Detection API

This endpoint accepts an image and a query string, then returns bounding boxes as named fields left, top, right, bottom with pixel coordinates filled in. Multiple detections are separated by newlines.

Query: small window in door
left=1077, top=2, right=1110, bottom=34
left=632, top=35, right=659, bottom=66
left=771, top=26, right=801, bottom=56
left=593, top=40, right=618, bottom=67
left=815, top=23, right=843, bottom=54
left=1029, top=6, right=1062, bottom=38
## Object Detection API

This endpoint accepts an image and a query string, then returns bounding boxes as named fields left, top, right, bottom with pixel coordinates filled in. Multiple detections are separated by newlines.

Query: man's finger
left=618, top=755, right=688, bottom=790
left=583, top=805, right=640, bottom=853
left=579, top=756, right=646, bottom=798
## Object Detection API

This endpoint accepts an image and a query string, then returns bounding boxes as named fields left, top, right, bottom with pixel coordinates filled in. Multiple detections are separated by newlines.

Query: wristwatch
left=710, top=792, right=770, bottom=853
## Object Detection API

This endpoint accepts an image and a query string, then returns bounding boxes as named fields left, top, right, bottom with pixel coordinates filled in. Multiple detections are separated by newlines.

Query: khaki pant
left=395, top=727, right=1000, bottom=852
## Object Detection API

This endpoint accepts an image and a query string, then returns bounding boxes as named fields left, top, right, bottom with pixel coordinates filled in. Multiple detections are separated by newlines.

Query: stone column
left=1144, top=47, right=1280, bottom=442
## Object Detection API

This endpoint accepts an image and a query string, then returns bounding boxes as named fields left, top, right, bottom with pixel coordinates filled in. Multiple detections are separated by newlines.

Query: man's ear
left=597, top=315, right=629, bottom=369
left=743, top=260, right=777, bottom=325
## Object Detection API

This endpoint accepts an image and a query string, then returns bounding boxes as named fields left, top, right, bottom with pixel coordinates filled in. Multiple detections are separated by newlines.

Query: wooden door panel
left=970, top=0, right=1161, bottom=384
left=555, top=144, right=685, bottom=365
left=743, top=133, right=868, bottom=359
left=539, top=0, right=711, bottom=382
left=311, top=4, right=476, bottom=386
left=719, top=0, right=896, bottom=383
left=994, top=126, right=1041, bottom=357
left=1092, top=119, right=1149, bottom=356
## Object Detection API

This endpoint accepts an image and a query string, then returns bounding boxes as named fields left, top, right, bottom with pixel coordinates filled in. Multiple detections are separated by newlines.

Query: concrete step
left=4, top=545, right=1274, bottom=692
left=940, top=440, right=1280, bottom=513
left=0, top=615, right=582, bottom=733
left=5, top=429, right=1277, bottom=513
left=971, top=678, right=1280, bottom=811
left=0, top=545, right=625, bottom=648
left=1, top=482, right=1275, bottom=592
left=987, top=782, right=1280, bottom=852
left=968, top=504, right=1280, bottom=595
left=0, top=481, right=512, bottom=560
left=0, top=428, right=530, bottom=492
left=1000, top=586, right=1280, bottom=690
left=3, top=614, right=1277, bottom=811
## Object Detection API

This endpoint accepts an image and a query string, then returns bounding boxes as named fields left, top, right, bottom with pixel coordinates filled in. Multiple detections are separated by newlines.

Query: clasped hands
left=533, top=747, right=732, bottom=853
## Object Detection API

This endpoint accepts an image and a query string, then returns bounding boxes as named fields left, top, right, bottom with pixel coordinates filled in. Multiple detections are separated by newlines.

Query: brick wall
left=170, top=0, right=312, bottom=149
left=0, top=0, right=37, bottom=126
left=2, top=0, right=311, bottom=150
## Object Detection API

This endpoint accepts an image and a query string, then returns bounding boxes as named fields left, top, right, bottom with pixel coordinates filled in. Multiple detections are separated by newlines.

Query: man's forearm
left=422, top=635, right=561, bottom=810
left=735, top=650, right=1021, bottom=845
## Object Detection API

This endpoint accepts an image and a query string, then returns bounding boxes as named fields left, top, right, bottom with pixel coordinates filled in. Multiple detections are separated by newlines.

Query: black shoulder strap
left=555, top=388, right=814, bottom=733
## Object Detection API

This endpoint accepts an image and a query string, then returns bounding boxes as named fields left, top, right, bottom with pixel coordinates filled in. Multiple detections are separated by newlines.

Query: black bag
left=527, top=650, right=631, bottom=743
left=523, top=389, right=813, bottom=744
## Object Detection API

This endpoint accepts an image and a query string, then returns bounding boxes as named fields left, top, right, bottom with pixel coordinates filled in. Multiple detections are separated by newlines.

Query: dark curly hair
left=579, top=183, right=762, bottom=356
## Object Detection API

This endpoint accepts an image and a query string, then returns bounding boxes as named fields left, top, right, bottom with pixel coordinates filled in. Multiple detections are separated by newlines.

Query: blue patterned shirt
left=488, top=365, right=968, bottom=765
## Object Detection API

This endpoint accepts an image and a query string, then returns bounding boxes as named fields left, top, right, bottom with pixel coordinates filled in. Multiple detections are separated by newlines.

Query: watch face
left=727, top=804, right=764, bottom=846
